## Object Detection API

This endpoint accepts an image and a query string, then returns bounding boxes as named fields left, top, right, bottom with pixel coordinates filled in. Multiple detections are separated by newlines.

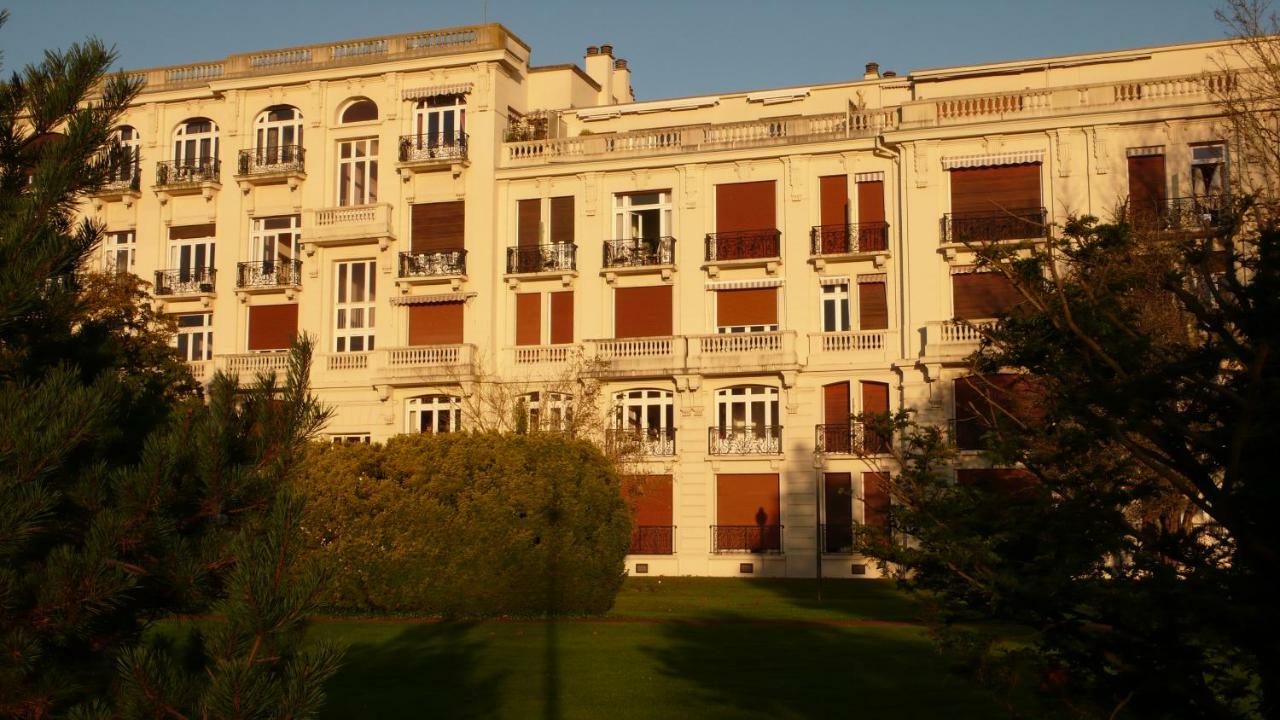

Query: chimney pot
left=586, top=45, right=599, bottom=56
left=600, top=43, right=614, bottom=56
left=864, top=62, right=880, bottom=79
left=614, top=58, right=628, bottom=70
left=883, top=70, right=897, bottom=77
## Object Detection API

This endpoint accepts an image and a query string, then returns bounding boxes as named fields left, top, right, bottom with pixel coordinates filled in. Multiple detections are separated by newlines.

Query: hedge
left=295, top=431, right=631, bottom=616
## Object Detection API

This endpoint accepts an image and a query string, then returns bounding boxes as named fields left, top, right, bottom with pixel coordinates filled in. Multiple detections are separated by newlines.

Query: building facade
left=84, top=24, right=1243, bottom=577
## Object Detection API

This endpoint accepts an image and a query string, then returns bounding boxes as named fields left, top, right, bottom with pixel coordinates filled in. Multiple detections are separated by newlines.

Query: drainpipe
left=873, top=133, right=908, bottom=364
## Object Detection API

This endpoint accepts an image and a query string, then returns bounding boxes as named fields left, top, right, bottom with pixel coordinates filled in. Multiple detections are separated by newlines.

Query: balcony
left=707, top=426, right=783, bottom=455
left=154, top=267, right=215, bottom=297
left=1130, top=195, right=1234, bottom=235
left=219, top=351, right=291, bottom=378
left=687, top=331, right=798, bottom=375
left=606, top=427, right=677, bottom=457
left=711, top=524, right=783, bottom=554
left=154, top=159, right=221, bottom=196
left=398, top=249, right=467, bottom=288
left=373, top=344, right=478, bottom=385
left=510, top=344, right=579, bottom=366
left=704, top=229, right=780, bottom=269
left=924, top=320, right=996, bottom=358
left=236, top=260, right=302, bottom=292
left=814, top=423, right=891, bottom=455
left=602, top=237, right=676, bottom=271
left=807, top=330, right=896, bottom=368
left=305, top=203, right=395, bottom=249
left=940, top=207, right=1047, bottom=247
left=90, top=156, right=141, bottom=205
left=630, top=525, right=675, bottom=555
left=584, top=336, right=687, bottom=378
left=187, top=360, right=212, bottom=383
left=397, top=132, right=468, bottom=172
left=325, top=352, right=371, bottom=372
left=820, top=523, right=855, bottom=554
left=235, top=145, right=305, bottom=186
left=505, top=243, right=576, bottom=275
left=810, top=222, right=889, bottom=258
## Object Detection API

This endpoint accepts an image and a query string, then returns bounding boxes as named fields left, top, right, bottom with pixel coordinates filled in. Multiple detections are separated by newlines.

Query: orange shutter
left=517, top=199, right=541, bottom=247
left=716, top=473, right=780, bottom=526
left=550, top=291, right=574, bottom=344
left=824, top=472, right=853, bottom=527
left=715, top=287, right=777, bottom=327
left=858, top=280, right=888, bottom=330
left=823, top=382, right=850, bottom=424
left=715, top=181, right=776, bottom=233
left=549, top=196, right=575, bottom=244
left=626, top=475, right=674, bottom=526
left=819, top=175, right=848, bottom=227
left=169, top=223, right=216, bottom=240
left=952, top=271, right=1022, bottom=320
left=949, top=164, right=1042, bottom=214
left=1127, top=154, right=1167, bottom=218
left=861, top=381, right=891, bottom=453
left=857, top=180, right=885, bottom=223
left=411, top=201, right=465, bottom=253
left=407, top=302, right=464, bottom=345
left=515, top=292, right=541, bottom=346
left=614, top=285, right=673, bottom=338
left=247, top=303, right=298, bottom=351
left=862, top=472, right=890, bottom=529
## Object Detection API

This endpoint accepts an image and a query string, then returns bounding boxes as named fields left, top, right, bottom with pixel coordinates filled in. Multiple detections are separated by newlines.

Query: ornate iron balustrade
left=154, top=267, right=215, bottom=296
left=711, top=525, right=783, bottom=553
left=237, top=145, right=304, bottom=175
left=820, top=523, right=856, bottom=554
left=809, top=222, right=889, bottom=255
left=606, top=427, right=677, bottom=456
left=1129, top=194, right=1234, bottom=233
left=399, top=249, right=467, bottom=277
left=506, top=243, right=577, bottom=274
left=814, top=423, right=863, bottom=454
left=707, top=426, right=783, bottom=455
left=704, top=229, right=781, bottom=262
left=98, top=146, right=141, bottom=193
left=155, top=158, right=220, bottom=186
left=602, top=236, right=676, bottom=268
left=630, top=526, right=675, bottom=555
left=940, top=207, right=1047, bottom=245
left=398, top=132, right=469, bottom=162
left=236, top=259, right=301, bottom=289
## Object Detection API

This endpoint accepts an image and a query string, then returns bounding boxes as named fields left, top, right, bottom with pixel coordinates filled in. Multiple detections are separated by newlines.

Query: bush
left=296, top=431, right=631, bottom=616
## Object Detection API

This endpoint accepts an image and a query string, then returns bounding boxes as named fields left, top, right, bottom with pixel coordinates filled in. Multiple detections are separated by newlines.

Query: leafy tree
left=0, top=20, right=339, bottom=718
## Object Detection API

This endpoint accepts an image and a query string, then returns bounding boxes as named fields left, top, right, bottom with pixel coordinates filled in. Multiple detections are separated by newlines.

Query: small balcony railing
left=940, top=207, right=1047, bottom=245
left=399, top=249, right=467, bottom=277
left=506, top=243, right=577, bottom=274
left=814, top=422, right=890, bottom=455
left=155, top=158, right=220, bottom=186
left=237, top=145, right=305, bottom=175
left=154, top=267, right=215, bottom=296
left=704, top=229, right=780, bottom=262
left=236, top=259, right=302, bottom=289
left=707, top=426, right=782, bottom=455
left=711, top=525, right=783, bottom=553
left=1130, top=195, right=1233, bottom=233
left=606, top=427, right=677, bottom=456
left=398, top=132, right=469, bottom=163
left=630, top=525, right=675, bottom=555
left=810, top=222, right=889, bottom=255
left=602, top=236, right=676, bottom=268
left=820, top=523, right=856, bottom=554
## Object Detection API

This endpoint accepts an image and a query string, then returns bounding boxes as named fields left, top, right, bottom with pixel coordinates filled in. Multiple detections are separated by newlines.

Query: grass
left=293, top=578, right=1009, bottom=720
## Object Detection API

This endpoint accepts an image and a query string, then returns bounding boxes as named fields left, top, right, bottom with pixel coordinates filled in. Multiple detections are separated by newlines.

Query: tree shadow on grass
left=320, top=622, right=504, bottom=720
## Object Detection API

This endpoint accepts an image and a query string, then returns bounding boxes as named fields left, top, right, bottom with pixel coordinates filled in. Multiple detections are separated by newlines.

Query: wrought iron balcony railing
left=630, top=525, right=675, bottom=555
left=399, top=249, right=467, bottom=277
left=506, top=243, right=577, bottom=274
left=154, top=267, right=215, bottom=296
left=704, top=229, right=781, bottom=262
left=95, top=145, right=140, bottom=194
left=814, top=422, right=891, bottom=455
left=1129, top=194, right=1234, bottom=233
left=820, top=523, right=856, bottom=554
left=940, top=207, right=1047, bottom=245
left=810, top=222, right=889, bottom=255
left=237, top=145, right=304, bottom=175
left=711, top=524, right=783, bottom=553
left=155, top=158, right=220, bottom=186
left=236, top=259, right=301, bottom=289
left=606, top=427, right=677, bottom=456
left=707, top=426, right=783, bottom=455
left=602, top=236, right=676, bottom=268
left=399, top=132, right=468, bottom=162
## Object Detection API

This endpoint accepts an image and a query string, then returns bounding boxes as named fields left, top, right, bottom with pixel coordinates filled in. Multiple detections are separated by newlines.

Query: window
left=613, top=191, right=672, bottom=240
left=331, top=434, right=371, bottom=445
left=406, top=394, right=461, bottom=434
left=108, top=126, right=140, bottom=185
left=715, top=287, right=779, bottom=333
left=334, top=260, right=376, bottom=352
left=857, top=275, right=889, bottom=330
left=514, top=291, right=573, bottom=346
left=523, top=391, right=572, bottom=432
left=414, top=94, right=465, bottom=144
left=173, top=118, right=218, bottom=165
left=175, top=312, right=213, bottom=361
left=251, top=215, right=300, bottom=265
left=337, top=138, right=378, bottom=206
left=254, top=106, right=303, bottom=164
left=1191, top=143, right=1227, bottom=196
left=105, top=230, right=135, bottom=273
left=711, top=386, right=781, bottom=454
left=168, top=225, right=215, bottom=276
left=951, top=267, right=1022, bottom=320
left=821, top=283, right=850, bottom=332
left=613, top=389, right=675, bottom=454
left=340, top=98, right=378, bottom=124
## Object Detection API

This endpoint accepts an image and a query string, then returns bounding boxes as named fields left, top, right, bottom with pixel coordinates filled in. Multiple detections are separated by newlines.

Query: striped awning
left=392, top=292, right=474, bottom=306
left=854, top=171, right=885, bottom=182
left=706, top=278, right=784, bottom=290
left=856, top=273, right=887, bottom=284
left=817, top=275, right=850, bottom=286
left=942, top=150, right=1045, bottom=170
left=1126, top=145, right=1165, bottom=157
left=401, top=83, right=472, bottom=100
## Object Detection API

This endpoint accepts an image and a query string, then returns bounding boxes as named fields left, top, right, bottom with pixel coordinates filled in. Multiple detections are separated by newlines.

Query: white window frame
left=406, top=395, right=462, bottom=434
left=254, top=106, right=303, bottom=155
left=330, top=434, right=371, bottom=445
left=524, top=391, right=573, bottom=432
left=169, top=235, right=215, bottom=275
left=251, top=215, right=301, bottom=264
left=174, top=312, right=213, bottom=361
left=1191, top=142, right=1227, bottom=196
left=715, top=386, right=780, bottom=431
left=414, top=95, right=466, bottom=144
left=613, top=191, right=672, bottom=240
left=173, top=118, right=218, bottom=165
left=336, top=137, right=378, bottom=206
left=333, top=259, right=376, bottom=353
left=106, top=230, right=135, bottom=273
left=821, top=283, right=851, bottom=332
left=613, top=389, right=675, bottom=432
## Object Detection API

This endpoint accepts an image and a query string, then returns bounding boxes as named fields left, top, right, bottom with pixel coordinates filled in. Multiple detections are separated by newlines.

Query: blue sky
left=2, top=0, right=1227, bottom=100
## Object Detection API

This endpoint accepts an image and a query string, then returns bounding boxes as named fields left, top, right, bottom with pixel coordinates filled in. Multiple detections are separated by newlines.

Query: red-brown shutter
left=411, top=201, right=465, bottom=253
left=715, top=181, right=776, bottom=233
left=862, top=472, right=890, bottom=530
left=952, top=271, right=1022, bottom=320
left=517, top=199, right=541, bottom=247
left=956, top=468, right=1036, bottom=496
left=550, top=291, right=574, bottom=344
left=949, top=164, right=1042, bottom=214
left=550, top=196, right=575, bottom=244
left=857, top=180, right=885, bottom=223
left=1127, top=154, right=1167, bottom=218
left=715, top=287, right=777, bottom=327
left=515, top=292, right=541, bottom=346
left=169, top=223, right=216, bottom=240
left=858, top=280, right=888, bottom=330
left=823, top=382, right=850, bottom=424
left=954, top=373, right=1044, bottom=450
left=614, top=285, right=673, bottom=338
left=716, top=473, right=780, bottom=526
left=819, top=175, right=848, bottom=227
left=626, top=474, right=674, bottom=526
left=407, top=302, right=464, bottom=345
left=247, top=304, right=298, bottom=351
left=824, top=472, right=854, bottom=528
left=861, top=380, right=891, bottom=453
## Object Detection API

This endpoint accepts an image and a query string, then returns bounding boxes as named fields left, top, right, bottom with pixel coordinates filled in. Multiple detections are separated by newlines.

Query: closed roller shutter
left=716, top=473, right=780, bottom=526
left=819, top=175, right=848, bottom=227
left=715, top=181, right=776, bottom=233
left=949, top=163, right=1042, bottom=214
left=861, top=381, right=891, bottom=453
left=716, top=287, right=777, bottom=328
left=407, top=301, right=463, bottom=345
left=862, top=472, right=890, bottom=530
left=858, top=279, right=888, bottom=330
left=517, top=199, right=541, bottom=247
left=515, top=292, right=541, bottom=346
left=411, top=201, right=465, bottom=253
left=550, top=291, right=574, bottom=344
left=550, top=196, right=575, bottom=244
left=247, top=303, right=298, bottom=351
left=952, top=271, right=1022, bottom=320
left=615, top=285, right=673, bottom=338
left=1127, top=154, right=1167, bottom=219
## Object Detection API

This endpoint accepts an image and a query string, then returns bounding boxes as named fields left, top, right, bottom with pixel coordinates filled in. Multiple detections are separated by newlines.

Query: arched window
left=340, top=98, right=378, bottom=124
left=522, top=391, right=572, bottom=433
left=173, top=118, right=218, bottom=164
left=406, top=394, right=461, bottom=434
left=612, top=388, right=675, bottom=455
left=711, top=386, right=781, bottom=454
left=253, top=106, right=303, bottom=165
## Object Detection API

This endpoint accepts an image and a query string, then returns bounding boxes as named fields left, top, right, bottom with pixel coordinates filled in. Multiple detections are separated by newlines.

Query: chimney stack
left=613, top=58, right=634, bottom=103
left=584, top=43, right=615, bottom=106
left=864, top=62, right=881, bottom=80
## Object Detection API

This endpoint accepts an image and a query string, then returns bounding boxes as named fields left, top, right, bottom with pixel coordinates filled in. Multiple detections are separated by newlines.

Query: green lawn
left=286, top=578, right=1006, bottom=720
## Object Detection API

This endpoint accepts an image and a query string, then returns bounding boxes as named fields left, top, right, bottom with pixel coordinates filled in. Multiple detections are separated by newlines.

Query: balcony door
left=614, top=389, right=674, bottom=446
left=252, top=215, right=300, bottom=266
left=614, top=191, right=671, bottom=241
left=716, top=386, right=778, bottom=433
left=406, top=394, right=461, bottom=434
left=334, top=260, right=376, bottom=353
left=255, top=106, right=303, bottom=164
left=337, top=138, right=378, bottom=206
left=415, top=95, right=465, bottom=145
left=168, top=224, right=215, bottom=282
left=173, top=118, right=217, bottom=166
